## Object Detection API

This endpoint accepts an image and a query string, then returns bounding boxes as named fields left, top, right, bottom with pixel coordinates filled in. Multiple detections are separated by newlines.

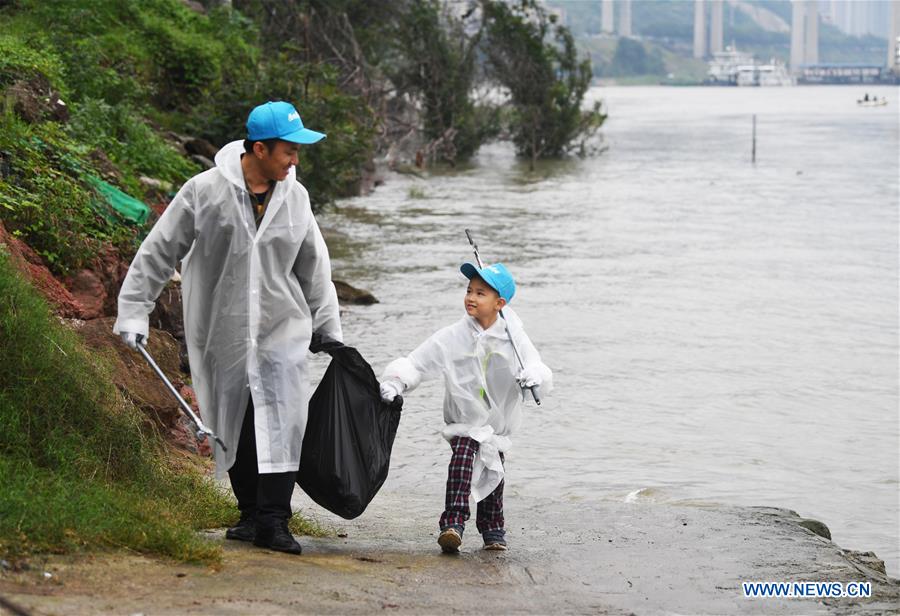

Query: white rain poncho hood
left=114, top=140, right=342, bottom=477
left=382, top=308, right=552, bottom=500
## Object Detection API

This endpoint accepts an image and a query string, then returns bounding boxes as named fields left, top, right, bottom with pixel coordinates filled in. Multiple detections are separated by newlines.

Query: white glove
left=120, top=331, right=146, bottom=351
left=379, top=380, right=404, bottom=402
left=516, top=366, right=542, bottom=389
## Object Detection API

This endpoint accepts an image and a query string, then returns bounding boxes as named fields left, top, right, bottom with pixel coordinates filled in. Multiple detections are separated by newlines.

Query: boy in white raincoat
left=379, top=262, right=552, bottom=552
left=114, top=101, right=342, bottom=555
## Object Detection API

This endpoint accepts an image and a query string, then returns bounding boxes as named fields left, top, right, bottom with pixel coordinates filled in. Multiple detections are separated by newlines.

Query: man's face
left=255, top=140, right=300, bottom=182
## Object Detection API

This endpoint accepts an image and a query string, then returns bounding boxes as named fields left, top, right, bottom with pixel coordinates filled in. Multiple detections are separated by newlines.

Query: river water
left=315, top=85, right=899, bottom=576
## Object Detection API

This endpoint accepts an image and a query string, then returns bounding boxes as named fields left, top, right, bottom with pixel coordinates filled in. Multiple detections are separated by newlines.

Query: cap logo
left=287, top=112, right=300, bottom=122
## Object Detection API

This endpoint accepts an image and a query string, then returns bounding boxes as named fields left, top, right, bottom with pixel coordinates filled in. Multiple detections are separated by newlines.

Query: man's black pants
left=228, top=396, right=295, bottom=529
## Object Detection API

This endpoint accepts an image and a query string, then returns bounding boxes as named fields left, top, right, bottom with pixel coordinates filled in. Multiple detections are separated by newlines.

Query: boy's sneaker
left=437, top=526, right=463, bottom=554
left=482, top=529, right=507, bottom=551
left=225, top=513, right=256, bottom=542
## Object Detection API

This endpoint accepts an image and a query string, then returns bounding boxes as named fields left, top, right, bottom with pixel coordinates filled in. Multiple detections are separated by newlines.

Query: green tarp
left=86, top=175, right=150, bottom=225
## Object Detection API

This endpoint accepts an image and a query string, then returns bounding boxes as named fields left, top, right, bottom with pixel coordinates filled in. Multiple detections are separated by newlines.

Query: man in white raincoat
left=114, top=101, right=342, bottom=555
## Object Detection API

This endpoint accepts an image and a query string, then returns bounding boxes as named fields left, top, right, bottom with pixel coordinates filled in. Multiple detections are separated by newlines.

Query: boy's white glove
left=379, top=379, right=404, bottom=402
left=516, top=366, right=542, bottom=388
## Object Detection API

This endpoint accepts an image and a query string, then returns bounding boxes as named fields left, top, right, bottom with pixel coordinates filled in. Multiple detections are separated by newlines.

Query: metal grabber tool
left=465, top=229, right=541, bottom=405
left=135, top=334, right=227, bottom=452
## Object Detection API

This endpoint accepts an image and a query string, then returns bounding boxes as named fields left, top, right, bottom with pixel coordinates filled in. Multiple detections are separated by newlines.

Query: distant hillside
left=546, top=0, right=890, bottom=83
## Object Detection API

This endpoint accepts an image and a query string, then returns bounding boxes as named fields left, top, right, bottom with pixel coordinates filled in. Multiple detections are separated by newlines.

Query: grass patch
left=0, top=250, right=235, bottom=563
left=0, top=460, right=229, bottom=563
left=289, top=512, right=334, bottom=539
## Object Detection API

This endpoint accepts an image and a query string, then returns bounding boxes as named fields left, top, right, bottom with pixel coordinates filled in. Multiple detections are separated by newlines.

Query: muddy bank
left=2, top=491, right=897, bottom=615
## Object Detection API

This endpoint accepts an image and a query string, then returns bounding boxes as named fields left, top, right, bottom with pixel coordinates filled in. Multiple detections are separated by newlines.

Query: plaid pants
left=439, top=436, right=505, bottom=534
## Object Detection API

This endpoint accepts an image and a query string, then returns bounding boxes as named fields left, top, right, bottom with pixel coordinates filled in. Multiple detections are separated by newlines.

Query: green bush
left=165, top=6, right=260, bottom=145
left=138, top=10, right=225, bottom=109
left=0, top=0, right=232, bottom=108
left=0, top=34, right=66, bottom=90
left=68, top=98, right=199, bottom=194
left=1, top=1, right=148, bottom=104
left=0, top=111, right=144, bottom=275
left=0, top=251, right=234, bottom=562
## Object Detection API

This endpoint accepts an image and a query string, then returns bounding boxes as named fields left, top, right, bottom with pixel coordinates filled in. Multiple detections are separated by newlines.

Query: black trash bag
left=298, top=335, right=403, bottom=519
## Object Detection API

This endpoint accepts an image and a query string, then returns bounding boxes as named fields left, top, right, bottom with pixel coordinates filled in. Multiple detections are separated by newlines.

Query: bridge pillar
left=694, top=0, right=707, bottom=58
left=804, top=0, right=819, bottom=64
left=709, top=1, right=724, bottom=54
left=602, top=0, right=614, bottom=34
left=617, top=0, right=632, bottom=37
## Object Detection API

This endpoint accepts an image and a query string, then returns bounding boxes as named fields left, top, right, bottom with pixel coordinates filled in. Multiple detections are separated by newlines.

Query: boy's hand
left=379, top=380, right=404, bottom=402
left=516, top=366, right=542, bottom=388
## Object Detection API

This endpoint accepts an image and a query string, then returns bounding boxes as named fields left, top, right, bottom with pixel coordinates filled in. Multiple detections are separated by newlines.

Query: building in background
left=823, top=0, right=892, bottom=39
left=790, top=1, right=819, bottom=72
left=889, top=0, right=900, bottom=75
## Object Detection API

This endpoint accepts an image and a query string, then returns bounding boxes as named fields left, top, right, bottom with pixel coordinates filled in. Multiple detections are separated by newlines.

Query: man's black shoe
left=253, top=522, right=302, bottom=555
left=225, top=514, right=256, bottom=543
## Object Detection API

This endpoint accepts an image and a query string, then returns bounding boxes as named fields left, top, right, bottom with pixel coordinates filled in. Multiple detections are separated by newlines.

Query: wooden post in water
left=752, top=114, right=757, bottom=164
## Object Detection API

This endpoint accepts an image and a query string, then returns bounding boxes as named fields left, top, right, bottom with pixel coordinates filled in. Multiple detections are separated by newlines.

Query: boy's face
left=464, top=276, right=506, bottom=324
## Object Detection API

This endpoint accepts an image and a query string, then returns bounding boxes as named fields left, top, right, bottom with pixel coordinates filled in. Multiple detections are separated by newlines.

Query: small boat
left=857, top=98, right=888, bottom=107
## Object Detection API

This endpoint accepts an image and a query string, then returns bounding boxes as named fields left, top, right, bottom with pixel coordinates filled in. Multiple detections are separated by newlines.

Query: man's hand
left=516, top=366, right=542, bottom=389
left=120, top=331, right=146, bottom=351
left=379, top=380, right=404, bottom=402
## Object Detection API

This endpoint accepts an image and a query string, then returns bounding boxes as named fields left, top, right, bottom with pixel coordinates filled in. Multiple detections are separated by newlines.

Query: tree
left=387, top=0, right=498, bottom=163
left=481, top=0, right=605, bottom=167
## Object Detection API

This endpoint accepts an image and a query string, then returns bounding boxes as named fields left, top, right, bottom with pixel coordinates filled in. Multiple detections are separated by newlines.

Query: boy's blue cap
left=246, top=101, right=326, bottom=144
left=460, top=262, right=516, bottom=303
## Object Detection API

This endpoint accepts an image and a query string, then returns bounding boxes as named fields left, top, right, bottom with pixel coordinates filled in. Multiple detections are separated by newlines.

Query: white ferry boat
left=707, top=49, right=754, bottom=85
left=707, top=48, right=794, bottom=87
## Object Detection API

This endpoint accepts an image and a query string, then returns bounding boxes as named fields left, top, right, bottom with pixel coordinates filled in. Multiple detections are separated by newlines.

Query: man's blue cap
left=460, top=262, right=516, bottom=303
left=246, top=101, right=326, bottom=144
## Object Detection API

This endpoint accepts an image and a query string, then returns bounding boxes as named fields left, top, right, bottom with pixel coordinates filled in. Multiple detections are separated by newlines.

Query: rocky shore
left=2, top=490, right=897, bottom=615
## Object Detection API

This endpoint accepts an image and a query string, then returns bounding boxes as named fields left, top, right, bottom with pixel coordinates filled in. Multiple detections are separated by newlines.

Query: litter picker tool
left=465, top=229, right=541, bottom=405
left=135, top=335, right=227, bottom=452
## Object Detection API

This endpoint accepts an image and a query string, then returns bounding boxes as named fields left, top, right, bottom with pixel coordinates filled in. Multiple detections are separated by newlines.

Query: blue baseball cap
left=246, top=101, right=326, bottom=144
left=460, top=262, right=516, bottom=303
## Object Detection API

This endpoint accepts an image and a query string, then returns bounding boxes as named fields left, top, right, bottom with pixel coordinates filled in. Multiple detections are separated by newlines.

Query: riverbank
left=2, top=491, right=897, bottom=615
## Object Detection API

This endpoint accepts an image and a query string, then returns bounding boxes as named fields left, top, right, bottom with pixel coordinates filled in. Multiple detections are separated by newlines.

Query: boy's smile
left=465, top=276, right=506, bottom=330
